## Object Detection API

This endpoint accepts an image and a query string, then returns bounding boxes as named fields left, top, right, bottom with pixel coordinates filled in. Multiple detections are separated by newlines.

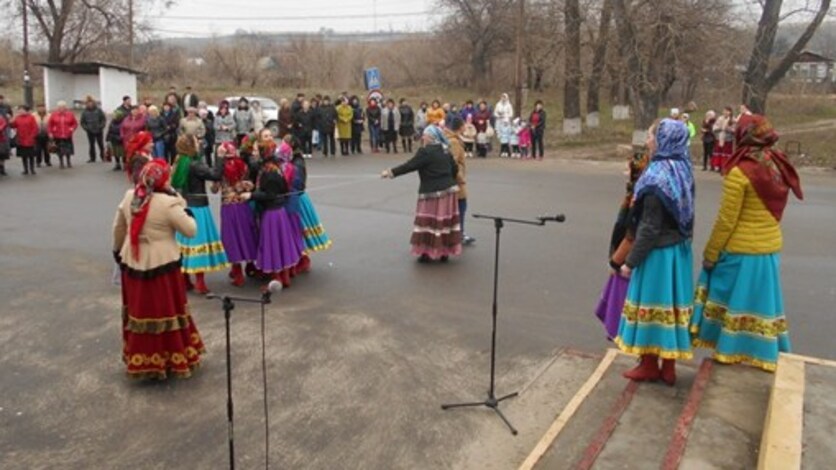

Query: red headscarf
left=129, top=160, right=172, bottom=260
left=724, top=114, right=803, bottom=221
left=220, top=142, right=248, bottom=185
left=125, top=131, right=153, bottom=180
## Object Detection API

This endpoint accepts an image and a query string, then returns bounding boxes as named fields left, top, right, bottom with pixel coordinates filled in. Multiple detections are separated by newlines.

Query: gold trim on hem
left=613, top=336, right=693, bottom=360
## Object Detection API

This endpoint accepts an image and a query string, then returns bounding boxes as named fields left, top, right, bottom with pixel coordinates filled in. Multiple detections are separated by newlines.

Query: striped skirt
left=614, top=241, right=694, bottom=360
left=410, top=187, right=462, bottom=260
left=690, top=253, right=790, bottom=372
left=176, top=205, right=230, bottom=274
left=295, top=193, right=332, bottom=252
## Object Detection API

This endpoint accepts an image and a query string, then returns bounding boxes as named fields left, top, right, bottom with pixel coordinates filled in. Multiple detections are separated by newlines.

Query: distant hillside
left=776, top=20, right=836, bottom=58
left=153, top=30, right=429, bottom=53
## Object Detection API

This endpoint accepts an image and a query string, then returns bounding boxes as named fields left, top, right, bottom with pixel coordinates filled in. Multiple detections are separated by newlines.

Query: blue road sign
left=364, top=68, right=382, bottom=91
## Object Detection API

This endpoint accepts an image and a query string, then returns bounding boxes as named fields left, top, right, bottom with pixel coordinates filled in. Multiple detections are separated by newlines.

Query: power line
left=147, top=10, right=443, bottom=22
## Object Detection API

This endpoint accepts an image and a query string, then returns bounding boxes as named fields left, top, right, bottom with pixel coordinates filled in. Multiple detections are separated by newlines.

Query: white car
left=207, top=96, right=280, bottom=137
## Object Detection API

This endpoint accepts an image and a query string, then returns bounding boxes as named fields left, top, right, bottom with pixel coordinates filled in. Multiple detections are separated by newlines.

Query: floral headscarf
left=129, top=160, right=171, bottom=260
left=632, top=118, right=696, bottom=237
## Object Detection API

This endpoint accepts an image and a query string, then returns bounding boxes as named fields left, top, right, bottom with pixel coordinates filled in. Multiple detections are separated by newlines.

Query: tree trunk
left=742, top=0, right=831, bottom=114
left=586, top=0, right=612, bottom=126
left=563, top=0, right=582, bottom=135
left=471, top=39, right=490, bottom=92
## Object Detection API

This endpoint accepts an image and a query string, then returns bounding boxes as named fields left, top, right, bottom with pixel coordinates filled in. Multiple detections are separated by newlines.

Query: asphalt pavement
left=0, top=137, right=833, bottom=469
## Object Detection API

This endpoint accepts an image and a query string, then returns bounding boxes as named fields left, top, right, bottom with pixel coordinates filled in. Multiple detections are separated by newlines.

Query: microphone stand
left=206, top=290, right=273, bottom=470
left=442, top=213, right=564, bottom=435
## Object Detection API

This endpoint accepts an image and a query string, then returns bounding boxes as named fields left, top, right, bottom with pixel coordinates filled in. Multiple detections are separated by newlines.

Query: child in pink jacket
left=517, top=120, right=532, bottom=159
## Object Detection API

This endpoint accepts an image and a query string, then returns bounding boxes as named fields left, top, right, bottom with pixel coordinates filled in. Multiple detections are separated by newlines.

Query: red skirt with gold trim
left=121, top=260, right=206, bottom=379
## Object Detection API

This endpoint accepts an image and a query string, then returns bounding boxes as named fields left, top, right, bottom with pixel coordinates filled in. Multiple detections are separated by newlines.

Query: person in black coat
left=350, top=96, right=365, bottom=155
left=199, top=103, right=215, bottom=166
left=529, top=100, right=547, bottom=160
left=398, top=98, right=415, bottom=153
left=318, top=96, right=337, bottom=158
left=294, top=100, right=315, bottom=158
left=80, top=97, right=106, bottom=162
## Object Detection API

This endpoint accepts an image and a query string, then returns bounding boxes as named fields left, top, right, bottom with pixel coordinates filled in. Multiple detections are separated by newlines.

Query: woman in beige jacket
left=112, top=159, right=205, bottom=379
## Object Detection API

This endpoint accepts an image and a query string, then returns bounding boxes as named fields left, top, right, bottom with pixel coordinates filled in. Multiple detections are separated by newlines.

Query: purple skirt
left=594, top=273, right=630, bottom=340
left=221, top=203, right=258, bottom=264
left=256, top=207, right=305, bottom=273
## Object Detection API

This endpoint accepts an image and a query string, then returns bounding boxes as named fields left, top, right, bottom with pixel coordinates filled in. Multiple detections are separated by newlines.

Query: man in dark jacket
left=318, top=96, right=337, bottom=158
left=80, top=97, right=106, bottom=162
left=182, top=86, right=199, bottom=110
left=107, top=96, right=132, bottom=171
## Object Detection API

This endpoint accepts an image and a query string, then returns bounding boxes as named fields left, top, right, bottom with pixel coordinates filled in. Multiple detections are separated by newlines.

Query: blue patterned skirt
left=176, top=205, right=230, bottom=274
left=690, top=253, right=789, bottom=372
left=614, top=241, right=694, bottom=360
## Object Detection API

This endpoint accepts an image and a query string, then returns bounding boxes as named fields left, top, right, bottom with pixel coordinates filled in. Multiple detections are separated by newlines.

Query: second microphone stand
left=442, top=213, right=564, bottom=435
left=208, top=289, right=273, bottom=470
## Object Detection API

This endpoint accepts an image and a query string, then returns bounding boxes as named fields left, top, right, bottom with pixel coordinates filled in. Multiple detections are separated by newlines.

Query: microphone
left=266, top=280, right=283, bottom=293
left=537, top=214, right=566, bottom=223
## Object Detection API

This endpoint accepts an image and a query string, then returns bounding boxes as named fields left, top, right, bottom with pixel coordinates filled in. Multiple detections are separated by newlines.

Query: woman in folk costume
left=247, top=136, right=305, bottom=289
left=710, top=106, right=735, bottom=172
left=112, top=159, right=205, bottom=379
left=595, top=151, right=649, bottom=340
left=211, top=142, right=258, bottom=287
left=380, top=125, right=462, bottom=263
left=125, top=131, right=153, bottom=184
left=171, top=134, right=229, bottom=294
left=285, top=137, right=332, bottom=271
left=614, top=118, right=695, bottom=386
left=690, top=114, right=803, bottom=372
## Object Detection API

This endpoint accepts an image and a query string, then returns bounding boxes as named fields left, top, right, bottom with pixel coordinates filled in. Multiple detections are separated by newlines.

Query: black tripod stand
left=442, top=213, right=565, bottom=435
left=207, top=289, right=274, bottom=470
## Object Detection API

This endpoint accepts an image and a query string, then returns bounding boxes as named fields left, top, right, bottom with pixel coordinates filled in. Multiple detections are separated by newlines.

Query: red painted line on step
left=572, top=379, right=640, bottom=470
left=661, top=359, right=714, bottom=470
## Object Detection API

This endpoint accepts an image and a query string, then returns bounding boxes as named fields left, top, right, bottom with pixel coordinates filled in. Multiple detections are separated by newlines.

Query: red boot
left=183, top=273, right=195, bottom=292
left=230, top=264, right=245, bottom=287
left=623, top=354, right=660, bottom=382
left=660, top=359, right=676, bottom=386
left=195, top=272, right=210, bottom=295
left=274, top=269, right=291, bottom=289
left=296, top=255, right=311, bottom=274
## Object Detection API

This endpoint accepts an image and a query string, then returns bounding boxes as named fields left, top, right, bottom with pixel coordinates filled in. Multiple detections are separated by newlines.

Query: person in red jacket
left=47, top=101, right=79, bottom=169
left=11, top=106, right=39, bottom=175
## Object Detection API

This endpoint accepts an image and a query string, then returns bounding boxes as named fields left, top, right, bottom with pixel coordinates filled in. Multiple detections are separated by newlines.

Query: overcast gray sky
left=142, top=0, right=442, bottom=37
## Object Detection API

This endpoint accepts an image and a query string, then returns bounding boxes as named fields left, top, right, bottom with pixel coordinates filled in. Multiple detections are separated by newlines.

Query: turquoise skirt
left=615, top=241, right=694, bottom=360
left=690, top=252, right=789, bottom=372
left=176, top=205, right=230, bottom=274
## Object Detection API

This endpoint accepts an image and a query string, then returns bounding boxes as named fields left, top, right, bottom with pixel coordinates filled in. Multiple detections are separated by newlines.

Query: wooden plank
left=517, top=348, right=619, bottom=470
left=661, top=359, right=714, bottom=470
left=781, top=352, right=836, bottom=369
left=757, top=353, right=805, bottom=470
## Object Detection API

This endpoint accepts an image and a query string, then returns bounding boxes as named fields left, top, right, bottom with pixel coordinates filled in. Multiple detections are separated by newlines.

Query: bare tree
left=437, top=0, right=516, bottom=90
left=14, top=0, right=166, bottom=64
left=563, top=0, right=582, bottom=135
left=742, top=0, right=832, bottom=113
left=586, top=0, right=613, bottom=127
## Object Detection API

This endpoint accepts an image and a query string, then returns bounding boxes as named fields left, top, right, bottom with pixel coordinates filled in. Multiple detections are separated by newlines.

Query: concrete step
left=521, top=350, right=776, bottom=470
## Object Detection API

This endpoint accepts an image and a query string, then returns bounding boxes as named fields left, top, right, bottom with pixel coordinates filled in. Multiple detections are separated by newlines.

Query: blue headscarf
left=423, top=124, right=449, bottom=149
left=632, top=118, right=695, bottom=237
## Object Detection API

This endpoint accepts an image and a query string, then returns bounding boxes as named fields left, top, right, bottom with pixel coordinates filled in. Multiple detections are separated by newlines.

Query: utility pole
left=128, top=0, right=134, bottom=68
left=514, top=0, right=525, bottom=114
left=22, top=0, right=33, bottom=108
